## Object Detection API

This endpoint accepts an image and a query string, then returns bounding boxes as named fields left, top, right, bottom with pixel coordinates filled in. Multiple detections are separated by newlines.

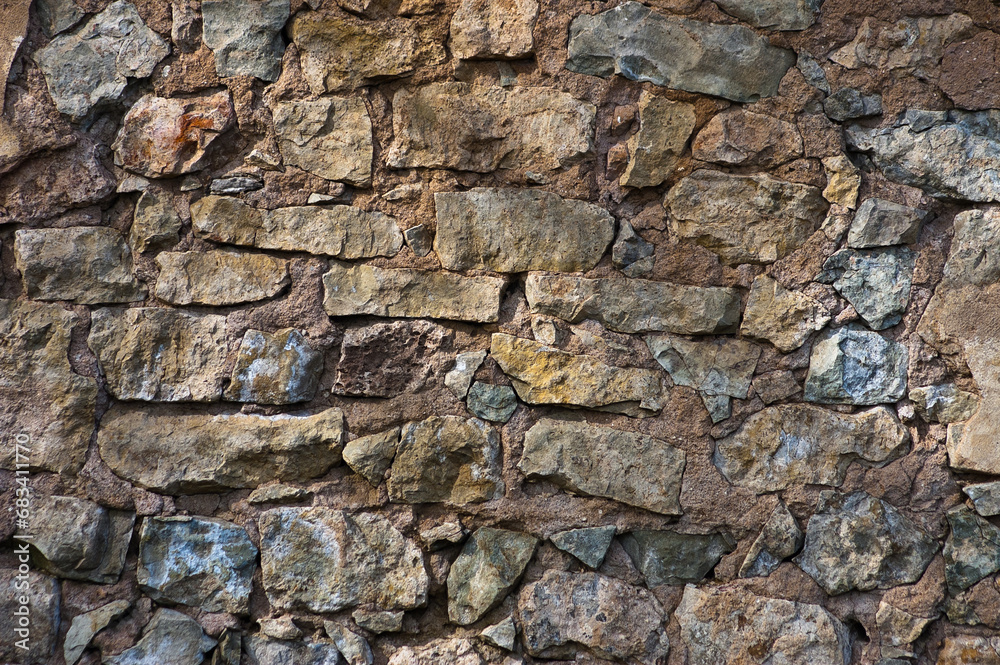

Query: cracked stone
left=225, top=328, right=323, bottom=405
left=621, top=530, right=735, bottom=586
left=202, top=0, right=289, bottom=81
left=550, top=526, right=616, bottom=568
left=817, top=247, right=915, bottom=330
left=804, top=325, right=909, bottom=405
left=848, top=198, right=931, bottom=248
left=739, top=501, right=803, bottom=578
left=154, top=250, right=289, bottom=306
left=740, top=275, right=831, bottom=352
left=447, top=527, right=538, bottom=625
left=620, top=92, right=696, bottom=188
left=31, top=495, right=134, bottom=584
left=272, top=97, right=373, bottom=186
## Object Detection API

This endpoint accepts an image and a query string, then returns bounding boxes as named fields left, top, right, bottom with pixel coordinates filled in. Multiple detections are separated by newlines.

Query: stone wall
left=2, top=0, right=1000, bottom=663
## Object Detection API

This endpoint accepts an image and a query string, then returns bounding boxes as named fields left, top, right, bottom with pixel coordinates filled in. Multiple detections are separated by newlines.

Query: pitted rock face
left=226, top=328, right=323, bottom=404
left=31, top=495, right=134, bottom=584
left=447, top=527, right=537, bottom=625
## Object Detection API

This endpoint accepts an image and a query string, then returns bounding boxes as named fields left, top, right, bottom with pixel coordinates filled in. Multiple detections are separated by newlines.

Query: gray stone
left=64, top=600, right=130, bottom=665
left=480, top=616, right=517, bottom=651
left=466, top=383, right=517, bottom=423
left=646, top=334, right=761, bottom=400
left=963, top=481, right=1000, bottom=517
left=525, top=273, right=740, bottom=335
left=245, top=636, right=343, bottom=665
left=202, top=0, right=289, bottom=80
left=795, top=491, right=938, bottom=595
left=943, top=506, right=1000, bottom=591
left=343, top=428, right=399, bottom=486
left=34, top=0, right=170, bottom=119
left=36, top=0, right=85, bottom=37
left=550, top=526, right=616, bottom=568
left=566, top=2, right=795, bottom=102
left=324, top=622, right=373, bottom=665
left=713, top=0, right=821, bottom=30
left=692, top=108, right=804, bottom=168
left=449, top=0, right=537, bottom=60
left=352, top=609, right=403, bottom=634
left=910, top=384, right=979, bottom=423
left=260, top=617, right=302, bottom=641
left=404, top=224, right=433, bottom=257
left=447, top=527, right=538, bottom=625
left=521, top=419, right=685, bottom=515
left=701, top=393, right=732, bottom=424
left=620, top=92, right=696, bottom=188
left=106, top=609, right=217, bottom=665
left=131, top=188, right=183, bottom=253
left=621, top=530, right=735, bottom=586
left=518, top=571, right=668, bottom=664
left=817, top=247, right=915, bottom=330
left=942, top=207, right=1000, bottom=286
left=824, top=88, right=882, bottom=122
left=848, top=198, right=930, bottom=248
left=154, top=250, right=290, bottom=306
left=739, top=501, right=803, bottom=578
left=804, top=326, right=909, bottom=405
left=433, top=188, right=613, bottom=272
left=208, top=176, right=263, bottom=194
left=740, top=275, right=831, bottom=352
left=446, top=351, right=487, bottom=399
left=272, top=97, right=373, bottom=186
left=830, top=14, right=975, bottom=74
left=31, top=495, right=134, bottom=584
left=0, top=571, right=60, bottom=665
left=797, top=51, right=831, bottom=93
left=260, top=507, right=428, bottom=613
left=612, top=220, right=655, bottom=277
left=248, top=484, right=313, bottom=505
left=225, top=329, right=323, bottom=405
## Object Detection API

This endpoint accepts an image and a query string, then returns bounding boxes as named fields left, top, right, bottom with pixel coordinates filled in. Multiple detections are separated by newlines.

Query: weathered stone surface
left=131, top=189, right=183, bottom=253
left=89, top=308, right=228, bottom=402
left=343, top=428, right=399, bottom=486
left=272, top=97, right=373, bottom=186
left=964, top=481, right=1000, bottom=517
left=621, top=93, right=696, bottom=188
left=403, top=224, right=433, bottom=257
left=386, top=83, right=595, bottom=173
left=64, top=600, right=131, bottom=665
left=848, top=198, right=930, bottom=248
left=804, top=326, right=909, bottom=405
left=941, top=208, right=1000, bottom=286
left=739, top=501, right=803, bottom=578
left=138, top=516, right=257, bottom=613
left=421, top=522, right=468, bottom=550
left=521, top=419, right=685, bottom=515
left=0, top=571, right=59, bottom=664
left=876, top=601, right=934, bottom=659
left=248, top=484, right=314, bottom=506
left=202, top=0, right=289, bottom=80
left=621, top=530, right=734, bottom=585
left=333, top=320, right=452, bottom=397
left=32, top=495, right=134, bottom=583
left=692, top=109, right=803, bottom=168
left=910, top=384, right=979, bottom=424
left=943, top=506, right=1000, bottom=591
left=449, top=0, right=537, bottom=60
left=34, top=0, right=170, bottom=119
left=795, top=491, right=938, bottom=595
left=824, top=88, right=882, bottom=122
left=446, top=350, right=487, bottom=399
left=466, top=383, right=518, bottom=423
left=665, top=170, right=827, bottom=265
left=113, top=92, right=235, bottom=178
left=526, top=273, right=740, bottom=335
left=830, top=15, right=975, bottom=74
left=740, top=275, right=831, bottom=352
left=754, top=370, right=801, bottom=405
left=612, top=220, right=655, bottom=277
left=323, top=262, right=505, bottom=323
left=106, top=609, right=217, bottom=665
left=433, top=188, right=613, bottom=272
left=941, top=30, right=1000, bottom=111
left=210, top=176, right=262, bottom=195
left=388, top=416, right=503, bottom=504
left=936, top=636, right=1000, bottom=665
left=566, top=2, right=795, bottom=102
left=480, top=617, right=516, bottom=651
left=325, top=623, right=373, bottom=665
left=822, top=154, right=862, bottom=209
left=448, top=527, right=537, bottom=625
left=943, top=341, right=1000, bottom=475
left=35, top=0, right=84, bottom=37
left=192, top=196, right=402, bottom=258
left=0, top=300, right=97, bottom=474
left=260, top=507, right=428, bottom=612
left=0, top=0, right=29, bottom=112
left=260, top=617, right=303, bottom=641
left=550, top=526, right=616, bottom=568
left=98, top=405, right=345, bottom=493
left=714, top=404, right=909, bottom=492
left=155, top=250, right=289, bottom=306
left=245, top=636, right=343, bottom=665
left=676, top=585, right=852, bottom=665
left=225, top=329, right=323, bottom=405
left=818, top=247, right=915, bottom=330
left=714, top=0, right=820, bottom=30
left=353, top=609, right=403, bottom=634
left=518, top=571, right=668, bottom=663
left=14, top=227, right=144, bottom=304
left=387, top=639, right=488, bottom=665
left=491, top=334, right=666, bottom=416
left=647, top=334, right=761, bottom=399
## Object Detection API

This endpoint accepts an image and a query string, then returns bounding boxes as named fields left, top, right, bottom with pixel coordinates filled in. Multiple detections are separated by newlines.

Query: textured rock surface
left=131, top=188, right=183, bottom=253
left=32, top=495, right=133, bottom=583
left=943, top=506, right=1000, bottom=591
left=245, top=636, right=343, bottom=665
left=741, top=275, right=830, bottom=352
left=963, top=481, right=1000, bottom=517
left=449, top=0, right=537, bottom=60
left=714, top=0, right=820, bottom=30
left=621, top=93, right=696, bottom=188
left=466, top=383, right=517, bottom=423
left=818, top=248, right=915, bottom=330
left=910, top=384, right=979, bottom=424
left=612, top=220, right=655, bottom=277
left=343, top=428, right=399, bottom=486
left=647, top=334, right=761, bottom=399
left=937, top=636, right=1000, bottom=665
left=386, top=638, right=487, bottom=665
left=848, top=198, right=930, bottom=248
left=226, top=328, right=322, bottom=404
left=739, top=501, right=803, bottom=578
left=202, top=0, right=289, bottom=80
left=272, top=97, right=373, bottom=186
left=106, top=609, right=216, bottom=665
left=63, top=600, right=130, bottom=665
left=550, top=526, right=616, bottom=568
left=692, top=108, right=803, bottom=168
left=333, top=320, right=451, bottom=398
left=804, top=326, right=909, bottom=405
left=447, top=527, right=537, bottom=624
left=446, top=351, right=487, bottom=399
left=621, top=530, right=735, bottom=585
left=830, top=14, right=974, bottom=73
left=154, top=250, right=289, bottom=306
left=0, top=571, right=60, bottom=664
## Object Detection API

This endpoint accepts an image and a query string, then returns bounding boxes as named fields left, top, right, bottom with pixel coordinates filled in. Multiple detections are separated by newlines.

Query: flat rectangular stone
left=154, top=250, right=289, bottom=306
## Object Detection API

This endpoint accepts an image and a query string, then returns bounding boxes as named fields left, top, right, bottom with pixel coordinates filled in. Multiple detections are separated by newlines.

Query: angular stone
left=97, top=405, right=344, bottom=493
left=480, top=617, right=516, bottom=651
left=420, top=522, right=468, bottom=550
left=64, top=600, right=131, bottom=665
left=942, top=208, right=1000, bottom=286
left=519, top=571, right=668, bottom=663
left=830, top=15, right=975, bottom=74
left=89, top=308, right=228, bottom=403
left=210, top=176, right=263, bottom=195
left=260, top=617, right=302, bottom=641
left=740, top=275, right=831, bottom=352
left=566, top=2, right=795, bottom=103
left=31, top=495, right=134, bottom=584
left=333, top=320, right=452, bottom=397
left=910, top=384, right=979, bottom=424
left=937, top=636, right=1000, bottom=665
left=621, top=93, right=696, bottom=188
left=323, top=261, right=505, bottom=323
left=692, top=109, right=803, bottom=168
left=942, top=339, right=1000, bottom=475
left=739, top=501, right=803, bottom=578
left=386, top=83, right=595, bottom=173
left=964, top=481, right=1000, bottom=517
left=35, top=0, right=83, bottom=38
left=388, top=416, right=503, bottom=504
left=248, top=484, right=313, bottom=505
left=664, top=170, right=827, bottom=265
left=131, top=188, right=183, bottom=253
left=106, top=609, right=217, bottom=665
left=14, top=227, right=144, bottom=304
left=403, top=224, right=433, bottom=257
left=941, top=30, right=1000, bottom=111
left=647, top=334, right=761, bottom=401
left=876, top=601, right=934, bottom=658
left=446, top=350, right=487, bottom=399
left=612, top=220, right=655, bottom=277
left=113, top=92, right=235, bottom=178
left=449, top=0, right=537, bottom=60
left=713, top=0, right=820, bottom=30
left=34, top=0, right=170, bottom=119
left=848, top=198, right=930, bottom=248
left=822, top=154, right=862, bottom=209
left=447, top=527, right=538, bottom=625
left=676, top=585, right=852, bottom=665
left=244, top=636, right=343, bottom=665
left=138, top=516, right=257, bottom=613
left=491, top=334, right=666, bottom=416
left=260, top=507, right=428, bottom=612
left=701, top=393, right=732, bottom=424
left=824, top=88, right=882, bottom=122
left=714, top=404, right=909, bottom=493
left=943, top=506, right=1000, bottom=591
left=621, top=530, right=735, bottom=585
left=352, top=609, right=403, bottom=634
left=0, top=300, right=97, bottom=475
left=0, top=571, right=59, bottom=664
left=343, top=428, right=399, bottom=486
left=819, top=247, right=915, bottom=330
left=466, top=383, right=518, bottom=423
left=434, top=188, right=613, bottom=272
left=804, top=326, right=909, bottom=405
left=225, top=329, right=323, bottom=405
left=154, top=250, right=289, bottom=306
left=387, top=639, right=487, bottom=665
left=753, top=370, right=801, bottom=405
left=272, top=97, right=373, bottom=186
left=325, top=622, right=373, bottom=665
left=0, top=2, right=29, bottom=111
left=795, top=491, right=938, bottom=595
left=550, top=526, right=616, bottom=568
left=526, top=273, right=740, bottom=335
left=202, top=0, right=289, bottom=80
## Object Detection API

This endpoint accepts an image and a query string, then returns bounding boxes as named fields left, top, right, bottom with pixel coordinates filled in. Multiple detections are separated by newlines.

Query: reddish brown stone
left=941, top=31, right=1000, bottom=111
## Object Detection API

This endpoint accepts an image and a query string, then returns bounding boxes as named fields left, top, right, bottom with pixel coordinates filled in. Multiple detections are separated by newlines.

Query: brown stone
left=154, top=250, right=289, bottom=306
left=333, top=320, right=452, bottom=397
left=692, top=109, right=803, bottom=168
left=941, top=31, right=1000, bottom=111
left=449, top=0, right=537, bottom=60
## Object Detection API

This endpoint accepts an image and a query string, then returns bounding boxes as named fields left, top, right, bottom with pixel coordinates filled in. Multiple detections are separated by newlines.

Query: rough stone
left=449, top=0, right=537, bottom=60
left=333, top=320, right=452, bottom=397
left=420, top=522, right=467, bottom=550
left=225, top=329, right=323, bottom=405
left=260, top=617, right=302, bottom=641
left=131, top=189, right=183, bottom=253
left=740, top=275, right=831, bottom=352
left=550, top=526, right=616, bottom=568
left=848, top=198, right=930, bottom=248
left=753, top=370, right=801, bottom=405
left=714, top=404, right=910, bottom=492
left=713, top=0, right=820, bottom=30
left=566, top=2, right=795, bottom=102
left=403, top=224, right=433, bottom=257
left=943, top=506, right=1000, bottom=591
left=244, top=636, right=343, bottom=665
left=36, top=0, right=84, bottom=38
left=386, top=639, right=487, bottom=665
left=910, top=384, right=979, bottom=424
left=518, top=571, right=668, bottom=663
left=248, top=484, right=314, bottom=505
left=433, top=188, right=613, bottom=272
left=830, top=15, right=975, bottom=75
left=154, top=250, right=289, bottom=306
left=804, top=326, right=909, bottom=405
left=325, top=622, right=373, bottom=665
left=106, top=609, right=217, bottom=665
left=963, top=481, right=1000, bottom=517
left=343, top=428, right=400, bottom=486
left=692, top=109, right=803, bottom=168
left=611, top=220, right=655, bottom=277
left=665, top=170, right=827, bottom=265
left=480, top=617, right=516, bottom=651
left=64, top=600, right=131, bottom=665
left=209, top=176, right=263, bottom=195
left=272, top=97, right=373, bottom=186
left=97, top=405, right=345, bottom=493
left=822, top=154, right=861, bottom=209
left=876, top=601, right=934, bottom=658
left=936, top=636, right=1000, bottom=665
left=466, top=383, right=518, bottom=423
left=943, top=341, right=1000, bottom=475
left=795, top=491, right=938, bottom=595
left=260, top=507, right=428, bottom=612
left=31, top=495, right=134, bottom=584
left=526, top=273, right=740, bottom=335
left=446, top=351, right=487, bottom=399
left=448, top=527, right=538, bottom=625
left=0, top=4, right=27, bottom=113
left=647, top=334, right=761, bottom=400
left=817, top=247, right=915, bottom=330
left=621, top=530, right=734, bottom=585
left=941, top=30, right=1000, bottom=111
left=621, top=93, right=696, bottom=188
left=353, top=610, right=404, bottom=634
left=941, top=208, right=1000, bottom=286
left=0, top=571, right=59, bottom=664
left=824, top=88, right=882, bottom=122
left=202, top=0, right=289, bottom=80
left=739, top=501, right=803, bottom=578
left=388, top=416, right=503, bottom=504
left=113, top=92, right=235, bottom=178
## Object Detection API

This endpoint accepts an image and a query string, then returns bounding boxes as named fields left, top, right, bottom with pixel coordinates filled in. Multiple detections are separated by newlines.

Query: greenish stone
left=943, top=506, right=1000, bottom=591
left=620, top=530, right=735, bottom=586
left=466, top=382, right=517, bottom=423
left=817, top=247, right=915, bottom=330
left=804, top=325, right=908, bottom=405
left=739, top=501, right=803, bottom=578
left=964, top=481, right=1000, bottom=517
left=550, top=526, right=616, bottom=568
left=447, top=527, right=538, bottom=625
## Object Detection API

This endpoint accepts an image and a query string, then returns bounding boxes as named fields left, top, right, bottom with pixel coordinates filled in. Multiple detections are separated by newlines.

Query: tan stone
left=621, top=93, right=696, bottom=188
left=449, top=0, right=537, bottom=60
left=343, top=428, right=400, bottom=486
left=131, top=188, right=182, bottom=253
left=692, top=108, right=802, bottom=168
left=740, top=275, right=831, bottom=352
left=225, top=329, right=323, bottom=405
left=936, top=636, right=1000, bottom=664
left=822, top=155, right=861, bottom=209
left=0, top=0, right=30, bottom=111
left=271, top=97, right=373, bottom=186
left=154, top=250, right=289, bottom=306
left=830, top=15, right=976, bottom=74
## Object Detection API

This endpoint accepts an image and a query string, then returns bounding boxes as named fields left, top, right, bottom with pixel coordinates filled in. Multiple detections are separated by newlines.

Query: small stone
left=0, top=571, right=60, bottom=664
left=404, top=224, right=433, bottom=257
left=106, top=609, right=217, bottom=665
left=155, top=250, right=289, bottom=306
left=31, top=495, right=134, bottom=583
left=824, top=88, right=883, bottom=122
left=447, top=527, right=538, bottom=625
left=244, top=636, right=343, bottom=665
left=272, top=97, right=373, bottom=186
left=876, top=602, right=934, bottom=657
left=343, top=428, right=400, bottom=486
left=647, top=334, right=761, bottom=400
left=225, top=329, right=323, bottom=405
left=612, top=220, right=655, bottom=277
left=701, top=393, right=732, bottom=423
left=480, top=616, right=517, bottom=651
left=713, top=0, right=821, bottom=30
left=797, top=51, right=831, bottom=94
left=566, top=2, right=795, bottom=102
left=260, top=616, right=302, bottom=640
left=741, top=275, right=831, bottom=352
left=202, top=0, right=289, bottom=80
left=248, top=484, right=314, bottom=505
left=848, top=198, right=930, bottom=248
left=964, top=481, right=1000, bottom=517
left=621, top=530, right=734, bottom=586
left=753, top=370, right=801, bottom=405
left=209, top=176, right=264, bottom=194
left=550, top=526, right=616, bottom=568
left=466, top=383, right=518, bottom=423
left=910, top=384, right=979, bottom=423
left=830, top=15, right=975, bottom=74
left=307, top=193, right=337, bottom=204
left=325, top=622, right=373, bottom=665
left=943, top=506, right=1000, bottom=591
left=14, top=227, right=145, bottom=304
left=387, top=639, right=487, bottom=665
left=795, top=490, right=938, bottom=595
left=446, top=350, right=487, bottom=399
left=420, top=521, right=467, bottom=550
left=739, top=501, right=803, bottom=578
left=131, top=189, right=183, bottom=253
left=449, top=0, right=537, bottom=60
left=822, top=155, right=861, bottom=209
left=64, top=600, right=131, bottom=665
left=620, top=92, right=696, bottom=188
left=817, top=247, right=915, bottom=330
left=692, top=109, right=803, bottom=168
left=352, top=609, right=404, bottom=633
left=36, top=0, right=85, bottom=37
left=385, top=184, right=422, bottom=201
left=804, top=325, right=909, bottom=405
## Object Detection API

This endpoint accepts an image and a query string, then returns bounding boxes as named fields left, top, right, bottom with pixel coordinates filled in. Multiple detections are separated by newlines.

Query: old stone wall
left=2, top=0, right=1000, bottom=663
